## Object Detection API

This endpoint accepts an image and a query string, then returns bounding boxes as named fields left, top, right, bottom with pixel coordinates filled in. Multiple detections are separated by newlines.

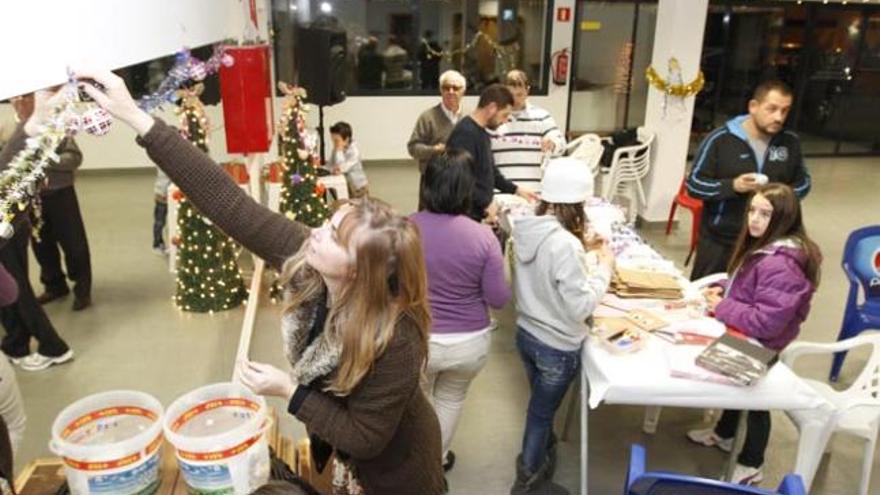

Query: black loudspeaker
left=295, top=25, right=347, bottom=106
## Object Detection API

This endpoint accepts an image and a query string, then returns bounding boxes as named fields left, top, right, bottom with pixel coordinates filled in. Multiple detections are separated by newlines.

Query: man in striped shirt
left=491, top=70, right=566, bottom=191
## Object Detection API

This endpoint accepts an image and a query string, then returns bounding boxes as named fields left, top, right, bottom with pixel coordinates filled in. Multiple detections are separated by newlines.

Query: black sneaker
left=443, top=451, right=456, bottom=472
left=36, top=288, right=70, bottom=304
left=72, top=296, right=92, bottom=311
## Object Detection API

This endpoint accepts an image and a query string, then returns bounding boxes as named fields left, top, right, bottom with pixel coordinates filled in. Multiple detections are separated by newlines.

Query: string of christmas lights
left=419, top=31, right=520, bottom=67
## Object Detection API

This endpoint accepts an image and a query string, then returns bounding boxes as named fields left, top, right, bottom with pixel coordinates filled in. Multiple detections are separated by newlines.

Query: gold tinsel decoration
left=645, top=58, right=704, bottom=98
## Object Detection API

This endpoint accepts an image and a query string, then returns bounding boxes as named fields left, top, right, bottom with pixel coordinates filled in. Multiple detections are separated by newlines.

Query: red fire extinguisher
left=552, top=48, right=570, bottom=86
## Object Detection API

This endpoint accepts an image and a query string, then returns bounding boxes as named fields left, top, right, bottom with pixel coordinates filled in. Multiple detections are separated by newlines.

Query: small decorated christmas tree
left=277, top=83, right=330, bottom=227
left=174, top=84, right=248, bottom=312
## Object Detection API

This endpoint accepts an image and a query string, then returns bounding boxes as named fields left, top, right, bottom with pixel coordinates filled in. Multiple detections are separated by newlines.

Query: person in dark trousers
left=32, top=137, right=92, bottom=310
left=688, top=183, right=821, bottom=486
left=12, top=93, right=92, bottom=311
left=0, top=93, right=74, bottom=372
left=0, top=214, right=73, bottom=371
left=686, top=79, right=811, bottom=281
left=446, top=84, right=537, bottom=222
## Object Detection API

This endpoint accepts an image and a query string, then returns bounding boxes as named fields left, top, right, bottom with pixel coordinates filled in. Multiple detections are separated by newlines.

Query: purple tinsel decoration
left=138, top=46, right=228, bottom=113
left=291, top=173, right=304, bottom=185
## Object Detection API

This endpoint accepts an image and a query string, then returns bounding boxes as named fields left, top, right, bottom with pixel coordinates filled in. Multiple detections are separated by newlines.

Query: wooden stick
left=233, top=152, right=266, bottom=380
left=232, top=256, right=264, bottom=380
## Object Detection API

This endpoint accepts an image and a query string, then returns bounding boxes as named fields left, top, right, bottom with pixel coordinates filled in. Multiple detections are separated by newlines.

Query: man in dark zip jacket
left=687, top=80, right=811, bottom=280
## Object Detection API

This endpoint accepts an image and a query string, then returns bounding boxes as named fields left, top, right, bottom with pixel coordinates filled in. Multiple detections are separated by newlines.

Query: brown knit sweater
left=136, top=119, right=444, bottom=495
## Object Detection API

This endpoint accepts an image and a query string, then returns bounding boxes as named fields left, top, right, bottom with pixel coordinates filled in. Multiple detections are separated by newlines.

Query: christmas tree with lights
left=277, top=84, right=329, bottom=226
left=174, top=85, right=248, bottom=312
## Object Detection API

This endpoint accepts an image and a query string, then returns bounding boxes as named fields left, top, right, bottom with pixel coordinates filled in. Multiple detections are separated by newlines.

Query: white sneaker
left=731, top=463, right=763, bottom=485
left=19, top=350, right=74, bottom=371
left=686, top=427, right=733, bottom=453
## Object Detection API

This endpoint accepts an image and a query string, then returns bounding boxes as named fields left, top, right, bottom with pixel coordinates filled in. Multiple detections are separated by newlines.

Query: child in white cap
left=509, top=157, right=615, bottom=495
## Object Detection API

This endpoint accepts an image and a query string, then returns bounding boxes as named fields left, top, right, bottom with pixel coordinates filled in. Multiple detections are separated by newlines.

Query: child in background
left=688, top=183, right=821, bottom=486
left=152, top=169, right=170, bottom=255
left=510, top=157, right=615, bottom=495
left=327, top=122, right=369, bottom=198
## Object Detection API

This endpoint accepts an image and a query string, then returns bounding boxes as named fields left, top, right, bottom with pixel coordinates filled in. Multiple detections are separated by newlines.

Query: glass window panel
left=271, top=0, right=551, bottom=96
left=571, top=1, right=640, bottom=133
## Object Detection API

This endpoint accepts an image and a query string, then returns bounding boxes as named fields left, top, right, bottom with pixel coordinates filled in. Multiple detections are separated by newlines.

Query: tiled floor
left=10, top=156, right=880, bottom=494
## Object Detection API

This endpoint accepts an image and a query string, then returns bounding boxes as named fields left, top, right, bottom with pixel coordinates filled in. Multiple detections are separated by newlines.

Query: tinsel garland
left=645, top=64, right=704, bottom=98
left=138, top=46, right=232, bottom=112
left=0, top=46, right=232, bottom=239
left=0, top=83, right=79, bottom=238
left=418, top=31, right=519, bottom=63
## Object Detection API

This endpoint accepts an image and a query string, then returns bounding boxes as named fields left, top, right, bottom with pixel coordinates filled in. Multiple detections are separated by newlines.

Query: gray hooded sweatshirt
left=512, top=215, right=612, bottom=351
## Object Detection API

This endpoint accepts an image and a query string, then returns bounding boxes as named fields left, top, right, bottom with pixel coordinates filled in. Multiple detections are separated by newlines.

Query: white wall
left=640, top=0, right=709, bottom=222
left=0, top=0, right=244, bottom=100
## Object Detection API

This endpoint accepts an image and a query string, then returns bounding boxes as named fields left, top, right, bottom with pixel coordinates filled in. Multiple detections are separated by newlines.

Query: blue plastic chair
left=829, top=225, right=880, bottom=382
left=625, top=444, right=807, bottom=495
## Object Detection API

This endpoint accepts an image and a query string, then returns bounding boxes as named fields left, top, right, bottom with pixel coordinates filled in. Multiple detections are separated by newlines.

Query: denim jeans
left=516, top=327, right=581, bottom=474
left=153, top=200, right=167, bottom=248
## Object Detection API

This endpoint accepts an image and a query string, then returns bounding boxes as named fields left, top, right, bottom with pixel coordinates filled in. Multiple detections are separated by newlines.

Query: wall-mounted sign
left=557, top=7, right=571, bottom=22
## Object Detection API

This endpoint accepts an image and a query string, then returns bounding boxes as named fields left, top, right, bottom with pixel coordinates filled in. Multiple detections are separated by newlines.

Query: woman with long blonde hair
left=66, top=70, right=444, bottom=495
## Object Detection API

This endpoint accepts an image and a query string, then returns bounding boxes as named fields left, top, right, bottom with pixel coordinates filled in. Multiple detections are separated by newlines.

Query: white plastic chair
left=639, top=273, right=730, bottom=434
left=780, top=333, right=880, bottom=494
left=317, top=175, right=349, bottom=201
left=602, top=127, right=655, bottom=224
left=565, top=133, right=604, bottom=180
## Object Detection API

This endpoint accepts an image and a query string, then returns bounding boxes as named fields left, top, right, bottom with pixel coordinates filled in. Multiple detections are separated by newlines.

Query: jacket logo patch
left=873, top=248, right=880, bottom=276
left=768, top=146, right=788, bottom=162
left=740, top=153, right=750, bottom=159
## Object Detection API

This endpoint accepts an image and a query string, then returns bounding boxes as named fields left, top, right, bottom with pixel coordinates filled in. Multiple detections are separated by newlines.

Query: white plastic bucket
left=163, top=382, right=271, bottom=495
left=49, top=390, right=165, bottom=495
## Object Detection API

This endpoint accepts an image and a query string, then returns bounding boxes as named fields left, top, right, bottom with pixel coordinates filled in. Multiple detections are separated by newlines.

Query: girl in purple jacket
left=687, top=183, right=822, bottom=486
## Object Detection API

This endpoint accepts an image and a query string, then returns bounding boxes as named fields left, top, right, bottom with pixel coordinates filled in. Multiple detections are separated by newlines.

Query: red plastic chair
left=665, top=179, right=703, bottom=265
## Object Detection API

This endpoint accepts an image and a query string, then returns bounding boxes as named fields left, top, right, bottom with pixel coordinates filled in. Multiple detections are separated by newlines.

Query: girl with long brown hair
left=510, top=157, right=614, bottom=494
left=73, top=70, right=444, bottom=495
left=688, top=183, right=821, bottom=486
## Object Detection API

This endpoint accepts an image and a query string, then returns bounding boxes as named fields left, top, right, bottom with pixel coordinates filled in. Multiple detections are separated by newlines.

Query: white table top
left=493, top=194, right=828, bottom=414
left=583, top=315, right=828, bottom=412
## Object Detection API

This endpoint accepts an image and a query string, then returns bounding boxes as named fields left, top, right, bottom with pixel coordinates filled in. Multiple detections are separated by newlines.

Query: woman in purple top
left=688, top=183, right=822, bottom=486
left=410, top=149, right=511, bottom=479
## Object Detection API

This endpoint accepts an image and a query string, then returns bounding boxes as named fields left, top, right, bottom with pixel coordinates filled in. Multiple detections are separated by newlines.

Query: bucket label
left=63, top=406, right=158, bottom=439
left=86, top=453, right=160, bottom=495
left=170, top=399, right=260, bottom=432
left=179, top=463, right=233, bottom=495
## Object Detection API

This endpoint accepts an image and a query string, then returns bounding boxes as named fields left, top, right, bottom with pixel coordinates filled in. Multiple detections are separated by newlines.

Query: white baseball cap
left=540, top=157, right=594, bottom=203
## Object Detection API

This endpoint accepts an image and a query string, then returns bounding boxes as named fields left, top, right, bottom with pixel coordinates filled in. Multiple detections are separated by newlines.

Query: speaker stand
left=317, top=104, right=326, bottom=166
